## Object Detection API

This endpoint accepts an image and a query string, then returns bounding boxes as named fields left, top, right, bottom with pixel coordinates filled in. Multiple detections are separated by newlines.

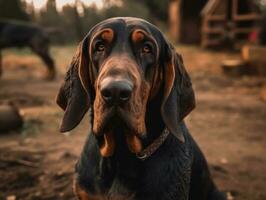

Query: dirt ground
left=0, top=45, right=265, bottom=200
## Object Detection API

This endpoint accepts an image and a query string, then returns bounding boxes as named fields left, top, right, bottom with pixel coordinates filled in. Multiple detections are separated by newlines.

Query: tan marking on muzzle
left=126, top=134, right=142, bottom=153
left=99, top=131, right=115, bottom=157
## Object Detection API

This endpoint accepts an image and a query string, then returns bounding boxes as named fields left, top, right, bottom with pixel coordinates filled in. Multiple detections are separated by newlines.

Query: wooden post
left=232, top=0, right=238, bottom=20
left=169, top=0, right=181, bottom=43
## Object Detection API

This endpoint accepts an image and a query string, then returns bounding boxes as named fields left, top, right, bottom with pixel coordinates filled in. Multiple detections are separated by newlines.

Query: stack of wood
left=242, top=45, right=266, bottom=75
left=222, top=45, right=266, bottom=76
left=0, top=104, right=23, bottom=133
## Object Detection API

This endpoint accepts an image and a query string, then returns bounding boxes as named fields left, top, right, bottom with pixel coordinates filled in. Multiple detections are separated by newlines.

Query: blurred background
left=0, top=0, right=265, bottom=200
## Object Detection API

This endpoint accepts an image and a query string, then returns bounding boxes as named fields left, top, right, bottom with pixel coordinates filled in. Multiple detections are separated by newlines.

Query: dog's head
left=56, top=17, right=195, bottom=157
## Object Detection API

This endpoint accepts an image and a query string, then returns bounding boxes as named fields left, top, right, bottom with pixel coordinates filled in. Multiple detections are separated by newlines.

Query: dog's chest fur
left=75, top=128, right=193, bottom=200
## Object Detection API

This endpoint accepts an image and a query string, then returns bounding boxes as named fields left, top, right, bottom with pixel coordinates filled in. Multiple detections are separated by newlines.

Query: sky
left=261, top=0, right=266, bottom=5
left=25, top=0, right=103, bottom=10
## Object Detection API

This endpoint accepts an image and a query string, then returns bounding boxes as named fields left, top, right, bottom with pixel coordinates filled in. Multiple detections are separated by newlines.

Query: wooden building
left=169, top=0, right=261, bottom=47
left=169, top=0, right=208, bottom=44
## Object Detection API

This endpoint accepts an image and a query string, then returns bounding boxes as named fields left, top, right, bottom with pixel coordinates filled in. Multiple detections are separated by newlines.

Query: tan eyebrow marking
left=101, top=28, right=114, bottom=43
left=132, top=29, right=147, bottom=43
left=90, top=28, right=114, bottom=48
left=131, top=28, right=159, bottom=61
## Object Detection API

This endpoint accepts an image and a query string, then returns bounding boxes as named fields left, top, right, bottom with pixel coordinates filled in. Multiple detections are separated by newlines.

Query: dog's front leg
left=73, top=176, right=89, bottom=200
left=73, top=175, right=104, bottom=200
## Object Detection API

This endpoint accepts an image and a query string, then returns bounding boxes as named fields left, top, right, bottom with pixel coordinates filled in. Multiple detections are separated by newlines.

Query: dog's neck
left=95, top=120, right=167, bottom=192
left=143, top=90, right=165, bottom=147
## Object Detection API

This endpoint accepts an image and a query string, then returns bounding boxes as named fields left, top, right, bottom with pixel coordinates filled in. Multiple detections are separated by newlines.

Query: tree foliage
left=0, top=0, right=170, bottom=43
left=0, top=0, right=29, bottom=21
left=134, top=0, right=170, bottom=22
left=39, top=0, right=62, bottom=26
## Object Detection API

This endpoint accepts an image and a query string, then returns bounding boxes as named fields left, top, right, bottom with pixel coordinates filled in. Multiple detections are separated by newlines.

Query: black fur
left=0, top=20, right=55, bottom=78
left=76, top=130, right=224, bottom=200
left=75, top=86, right=226, bottom=200
left=57, top=17, right=226, bottom=200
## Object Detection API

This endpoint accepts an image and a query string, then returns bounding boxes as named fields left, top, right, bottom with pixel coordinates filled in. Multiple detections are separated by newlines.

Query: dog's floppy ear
left=56, top=37, right=93, bottom=132
left=161, top=43, right=195, bottom=143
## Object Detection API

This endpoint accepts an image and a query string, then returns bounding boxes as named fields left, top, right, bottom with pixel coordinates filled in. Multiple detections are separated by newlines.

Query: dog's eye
left=142, top=43, right=152, bottom=54
left=95, top=42, right=105, bottom=52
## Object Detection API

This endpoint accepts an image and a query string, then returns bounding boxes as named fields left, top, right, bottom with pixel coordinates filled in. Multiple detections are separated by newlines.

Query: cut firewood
left=0, top=104, right=23, bottom=133
left=242, top=45, right=266, bottom=75
left=242, top=45, right=266, bottom=63
left=221, top=59, right=247, bottom=76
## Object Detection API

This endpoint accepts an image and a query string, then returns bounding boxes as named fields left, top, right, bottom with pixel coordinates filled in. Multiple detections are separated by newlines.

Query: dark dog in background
left=0, top=20, right=55, bottom=79
left=57, top=17, right=226, bottom=200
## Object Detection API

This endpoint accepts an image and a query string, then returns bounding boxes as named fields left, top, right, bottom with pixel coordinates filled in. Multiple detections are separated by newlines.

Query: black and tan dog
left=57, top=17, right=226, bottom=200
left=0, top=20, right=55, bottom=79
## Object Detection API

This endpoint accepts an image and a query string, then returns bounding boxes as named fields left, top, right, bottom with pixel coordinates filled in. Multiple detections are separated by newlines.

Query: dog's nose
left=100, top=80, right=133, bottom=105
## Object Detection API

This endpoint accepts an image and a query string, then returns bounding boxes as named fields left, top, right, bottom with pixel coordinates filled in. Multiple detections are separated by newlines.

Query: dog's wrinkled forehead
left=89, top=17, right=165, bottom=51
